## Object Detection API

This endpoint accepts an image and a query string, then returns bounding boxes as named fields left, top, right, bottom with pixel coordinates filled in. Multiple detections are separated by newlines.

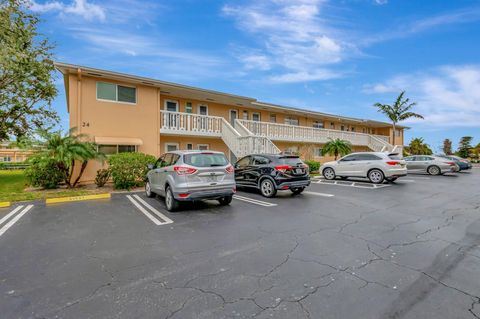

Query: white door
left=230, top=110, right=238, bottom=127
left=165, top=101, right=178, bottom=128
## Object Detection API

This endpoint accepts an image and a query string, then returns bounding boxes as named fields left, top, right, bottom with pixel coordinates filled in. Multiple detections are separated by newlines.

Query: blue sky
left=30, top=0, right=480, bottom=151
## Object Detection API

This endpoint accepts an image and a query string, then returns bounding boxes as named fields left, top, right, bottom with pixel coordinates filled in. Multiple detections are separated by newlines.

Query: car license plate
left=206, top=176, right=217, bottom=182
left=295, top=168, right=303, bottom=174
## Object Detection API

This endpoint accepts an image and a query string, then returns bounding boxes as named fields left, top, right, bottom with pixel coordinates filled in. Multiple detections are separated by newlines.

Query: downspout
left=77, top=68, right=82, bottom=133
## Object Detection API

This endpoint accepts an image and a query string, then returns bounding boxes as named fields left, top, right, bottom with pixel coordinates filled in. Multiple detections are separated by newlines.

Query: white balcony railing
left=237, top=119, right=394, bottom=152
left=160, top=110, right=222, bottom=136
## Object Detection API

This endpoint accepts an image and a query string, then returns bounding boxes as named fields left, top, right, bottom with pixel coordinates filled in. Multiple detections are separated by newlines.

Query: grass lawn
left=0, top=170, right=93, bottom=202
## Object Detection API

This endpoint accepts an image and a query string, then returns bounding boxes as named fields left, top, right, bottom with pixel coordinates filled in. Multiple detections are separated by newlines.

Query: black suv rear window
left=184, top=153, right=229, bottom=167
left=277, top=156, right=304, bottom=165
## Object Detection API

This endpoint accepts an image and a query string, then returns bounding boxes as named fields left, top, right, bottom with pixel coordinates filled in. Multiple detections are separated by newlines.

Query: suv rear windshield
left=277, top=156, right=304, bottom=165
left=388, top=153, right=402, bottom=160
left=184, top=153, right=229, bottom=167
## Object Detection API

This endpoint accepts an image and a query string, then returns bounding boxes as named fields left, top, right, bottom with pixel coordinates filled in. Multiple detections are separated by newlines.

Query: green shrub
left=108, top=152, right=156, bottom=189
left=304, top=160, right=320, bottom=173
left=25, top=157, right=65, bottom=189
left=95, top=168, right=110, bottom=187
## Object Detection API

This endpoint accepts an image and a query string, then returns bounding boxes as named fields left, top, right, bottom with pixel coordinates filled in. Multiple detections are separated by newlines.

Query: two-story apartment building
left=55, top=62, right=405, bottom=183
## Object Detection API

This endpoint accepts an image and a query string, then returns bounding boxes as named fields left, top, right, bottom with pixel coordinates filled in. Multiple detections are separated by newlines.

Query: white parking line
left=133, top=195, right=174, bottom=224
left=0, top=205, right=34, bottom=237
left=312, top=179, right=390, bottom=189
left=126, top=195, right=173, bottom=225
left=397, top=179, right=416, bottom=182
left=303, top=191, right=335, bottom=197
left=233, top=195, right=277, bottom=207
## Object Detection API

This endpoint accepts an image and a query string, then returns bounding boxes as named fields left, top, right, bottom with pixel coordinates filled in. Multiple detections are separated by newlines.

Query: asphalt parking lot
left=1, top=170, right=480, bottom=319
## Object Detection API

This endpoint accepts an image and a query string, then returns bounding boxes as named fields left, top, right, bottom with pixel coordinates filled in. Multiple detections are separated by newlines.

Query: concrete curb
left=0, top=202, right=11, bottom=208
left=45, top=193, right=111, bottom=204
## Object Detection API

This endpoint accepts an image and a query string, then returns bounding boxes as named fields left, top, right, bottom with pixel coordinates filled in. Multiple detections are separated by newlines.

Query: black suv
left=234, top=154, right=311, bottom=197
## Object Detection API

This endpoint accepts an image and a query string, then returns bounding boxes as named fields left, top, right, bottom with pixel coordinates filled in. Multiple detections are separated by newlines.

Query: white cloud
left=374, top=0, right=388, bottom=5
left=222, top=0, right=350, bottom=83
left=29, top=0, right=105, bottom=21
left=364, top=65, right=480, bottom=127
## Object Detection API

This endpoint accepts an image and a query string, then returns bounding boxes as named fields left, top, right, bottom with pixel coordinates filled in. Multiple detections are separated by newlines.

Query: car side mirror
left=147, top=164, right=154, bottom=170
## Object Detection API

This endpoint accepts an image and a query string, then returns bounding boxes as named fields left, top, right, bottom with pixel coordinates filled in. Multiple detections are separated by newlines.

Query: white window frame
left=284, top=117, right=299, bottom=126
left=96, top=81, right=137, bottom=105
left=164, top=99, right=179, bottom=112
left=314, top=147, right=323, bottom=157
left=185, top=102, right=193, bottom=113
left=313, top=121, right=324, bottom=129
left=165, top=143, right=179, bottom=152
left=252, top=112, right=261, bottom=122
left=198, top=104, right=208, bottom=115
left=197, top=144, right=209, bottom=150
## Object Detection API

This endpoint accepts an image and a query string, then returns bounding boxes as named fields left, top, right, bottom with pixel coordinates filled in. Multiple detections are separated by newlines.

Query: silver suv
left=320, top=152, right=407, bottom=184
left=145, top=150, right=236, bottom=211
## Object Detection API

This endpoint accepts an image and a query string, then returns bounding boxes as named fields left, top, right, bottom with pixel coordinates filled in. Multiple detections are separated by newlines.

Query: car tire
left=385, top=177, right=398, bottom=183
left=322, top=167, right=336, bottom=180
left=368, top=169, right=385, bottom=184
left=259, top=178, right=277, bottom=198
left=165, top=186, right=180, bottom=212
left=145, top=181, right=155, bottom=198
left=218, top=195, right=233, bottom=206
left=427, top=165, right=441, bottom=176
left=290, top=187, right=305, bottom=195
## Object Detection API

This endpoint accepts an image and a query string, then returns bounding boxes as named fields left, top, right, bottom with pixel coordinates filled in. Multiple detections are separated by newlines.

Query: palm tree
left=405, top=137, right=432, bottom=155
left=322, top=138, right=352, bottom=160
left=35, top=128, right=104, bottom=187
left=373, top=91, right=424, bottom=145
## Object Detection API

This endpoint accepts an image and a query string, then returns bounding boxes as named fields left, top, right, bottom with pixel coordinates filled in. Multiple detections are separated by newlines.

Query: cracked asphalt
left=1, top=170, right=480, bottom=318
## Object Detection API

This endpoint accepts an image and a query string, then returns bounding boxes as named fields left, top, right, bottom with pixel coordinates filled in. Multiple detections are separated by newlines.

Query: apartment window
left=165, top=143, right=179, bottom=152
left=313, top=121, right=324, bottom=129
left=186, top=143, right=193, bottom=150
left=270, top=114, right=276, bottom=123
left=96, top=82, right=136, bottom=103
left=285, top=116, right=299, bottom=126
left=252, top=112, right=261, bottom=121
left=340, top=125, right=345, bottom=131
left=1, top=156, right=11, bottom=162
left=351, top=127, right=355, bottom=132
left=314, top=148, right=323, bottom=157
left=198, top=144, right=209, bottom=150
left=243, top=111, right=249, bottom=120
left=284, top=146, right=298, bottom=154
left=395, top=129, right=401, bottom=137
left=185, top=102, right=193, bottom=113
left=98, top=145, right=137, bottom=155
left=165, top=100, right=178, bottom=112
left=198, top=105, right=208, bottom=115
left=330, top=122, right=335, bottom=129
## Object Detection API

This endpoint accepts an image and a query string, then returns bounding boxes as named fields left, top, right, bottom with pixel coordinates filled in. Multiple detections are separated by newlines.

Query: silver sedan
left=404, top=155, right=457, bottom=175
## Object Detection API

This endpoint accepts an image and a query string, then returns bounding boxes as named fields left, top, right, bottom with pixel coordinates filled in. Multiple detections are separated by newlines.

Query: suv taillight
left=225, top=164, right=234, bottom=174
left=173, top=166, right=197, bottom=175
left=275, top=165, right=292, bottom=172
left=386, top=161, right=400, bottom=166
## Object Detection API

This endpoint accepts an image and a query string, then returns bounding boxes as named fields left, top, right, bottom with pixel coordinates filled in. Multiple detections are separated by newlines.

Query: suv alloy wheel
left=260, top=179, right=277, bottom=198
left=368, top=169, right=385, bottom=184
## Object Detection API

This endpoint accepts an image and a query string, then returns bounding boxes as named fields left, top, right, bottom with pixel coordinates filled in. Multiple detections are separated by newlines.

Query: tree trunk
left=72, top=161, right=89, bottom=188
left=66, top=159, right=75, bottom=188
left=392, top=122, right=396, bottom=146
left=334, top=150, right=338, bottom=160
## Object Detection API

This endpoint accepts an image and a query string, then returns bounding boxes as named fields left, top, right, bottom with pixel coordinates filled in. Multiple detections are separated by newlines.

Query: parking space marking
left=312, top=179, right=391, bottom=189
left=126, top=195, right=173, bottom=225
left=0, top=205, right=34, bottom=237
left=233, top=195, right=277, bottom=207
left=132, top=195, right=174, bottom=224
left=303, top=191, right=335, bottom=197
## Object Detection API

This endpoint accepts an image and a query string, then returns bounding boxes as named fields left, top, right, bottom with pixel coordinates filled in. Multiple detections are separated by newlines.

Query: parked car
left=145, top=150, right=236, bottom=211
left=437, top=155, right=473, bottom=171
left=404, top=155, right=457, bottom=175
left=234, top=154, right=311, bottom=197
left=320, top=152, right=407, bottom=184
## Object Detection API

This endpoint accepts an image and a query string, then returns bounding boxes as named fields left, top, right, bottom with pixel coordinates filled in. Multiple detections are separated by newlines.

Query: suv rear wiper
left=210, top=164, right=224, bottom=167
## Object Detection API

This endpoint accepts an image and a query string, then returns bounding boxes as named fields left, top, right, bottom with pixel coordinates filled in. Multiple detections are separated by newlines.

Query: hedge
left=108, top=152, right=156, bottom=189
left=304, top=160, right=320, bottom=173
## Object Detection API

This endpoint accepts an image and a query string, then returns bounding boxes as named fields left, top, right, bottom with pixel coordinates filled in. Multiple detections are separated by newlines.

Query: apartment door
left=229, top=110, right=238, bottom=127
left=165, top=100, right=178, bottom=128
left=198, top=105, right=208, bottom=131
